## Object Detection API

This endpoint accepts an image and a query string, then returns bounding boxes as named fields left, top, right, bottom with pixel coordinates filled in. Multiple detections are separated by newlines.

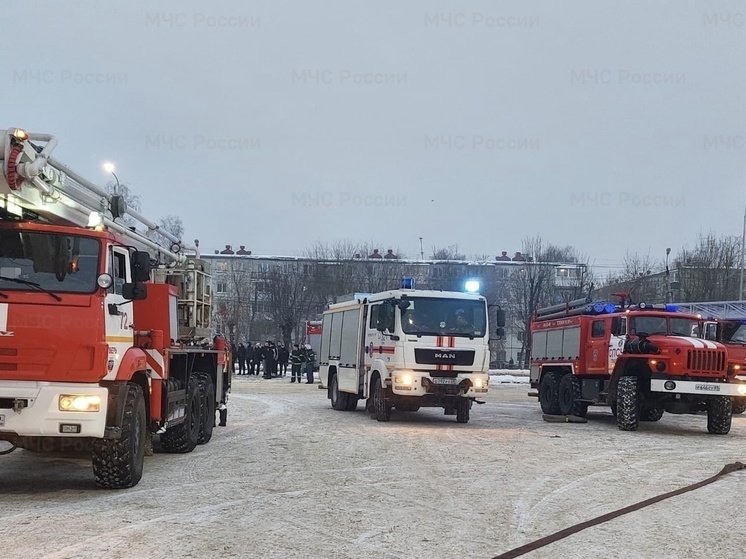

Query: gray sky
left=4, top=0, right=745, bottom=273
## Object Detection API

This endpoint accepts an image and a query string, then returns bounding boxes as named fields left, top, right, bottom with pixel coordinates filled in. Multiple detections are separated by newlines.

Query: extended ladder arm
left=0, top=128, right=194, bottom=265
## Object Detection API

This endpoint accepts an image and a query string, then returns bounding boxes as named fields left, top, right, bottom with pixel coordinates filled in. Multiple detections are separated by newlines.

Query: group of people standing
left=232, top=340, right=316, bottom=383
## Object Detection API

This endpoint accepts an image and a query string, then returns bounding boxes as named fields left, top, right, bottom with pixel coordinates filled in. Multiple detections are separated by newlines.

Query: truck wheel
left=197, top=374, right=216, bottom=445
left=373, top=376, right=391, bottom=422
left=707, top=396, right=732, bottom=435
left=92, top=383, right=146, bottom=489
left=732, top=397, right=746, bottom=415
left=330, top=374, right=350, bottom=411
left=456, top=398, right=471, bottom=423
left=558, top=374, right=587, bottom=418
left=160, top=377, right=201, bottom=453
left=616, top=376, right=640, bottom=431
left=640, top=405, right=664, bottom=422
left=345, top=395, right=359, bottom=411
left=539, top=371, right=562, bottom=415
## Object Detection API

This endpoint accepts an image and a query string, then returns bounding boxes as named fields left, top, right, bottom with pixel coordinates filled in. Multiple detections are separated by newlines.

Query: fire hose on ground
left=491, top=461, right=745, bottom=559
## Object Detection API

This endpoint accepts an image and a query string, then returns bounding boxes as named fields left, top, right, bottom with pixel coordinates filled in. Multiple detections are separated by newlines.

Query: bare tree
left=674, top=232, right=741, bottom=301
left=262, top=264, right=315, bottom=347
left=151, top=215, right=184, bottom=250
left=214, top=259, right=253, bottom=343
left=595, top=250, right=662, bottom=303
left=430, top=245, right=465, bottom=260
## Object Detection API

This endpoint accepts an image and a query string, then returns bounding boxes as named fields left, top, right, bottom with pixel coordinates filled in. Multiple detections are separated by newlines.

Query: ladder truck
left=675, top=301, right=746, bottom=414
left=0, top=127, right=231, bottom=488
left=528, top=294, right=737, bottom=434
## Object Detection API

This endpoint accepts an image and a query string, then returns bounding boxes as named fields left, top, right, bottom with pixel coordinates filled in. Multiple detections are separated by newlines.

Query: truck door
left=585, top=318, right=609, bottom=373
left=608, top=316, right=627, bottom=373
left=104, top=246, right=134, bottom=379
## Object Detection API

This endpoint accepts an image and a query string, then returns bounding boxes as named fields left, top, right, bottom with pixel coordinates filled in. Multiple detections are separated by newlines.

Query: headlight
left=394, top=373, right=413, bottom=385
left=474, top=377, right=488, bottom=389
left=59, top=395, right=101, bottom=412
left=738, top=385, right=746, bottom=396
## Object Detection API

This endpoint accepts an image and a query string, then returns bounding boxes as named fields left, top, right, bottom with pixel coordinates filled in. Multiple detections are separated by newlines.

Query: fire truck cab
left=529, top=296, right=737, bottom=434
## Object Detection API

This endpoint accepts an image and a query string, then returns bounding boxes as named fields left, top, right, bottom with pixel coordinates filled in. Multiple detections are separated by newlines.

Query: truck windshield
left=630, top=315, right=699, bottom=337
left=0, top=230, right=100, bottom=294
left=720, top=321, right=746, bottom=344
left=400, top=297, right=486, bottom=338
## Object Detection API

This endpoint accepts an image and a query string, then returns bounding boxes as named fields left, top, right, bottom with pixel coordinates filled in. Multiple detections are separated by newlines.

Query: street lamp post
left=665, top=247, right=671, bottom=303
left=740, top=205, right=746, bottom=301
left=103, top=162, right=120, bottom=194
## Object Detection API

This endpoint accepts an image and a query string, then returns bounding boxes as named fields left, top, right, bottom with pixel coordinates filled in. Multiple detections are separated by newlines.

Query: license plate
left=431, top=377, right=458, bottom=385
left=0, top=414, right=4, bottom=427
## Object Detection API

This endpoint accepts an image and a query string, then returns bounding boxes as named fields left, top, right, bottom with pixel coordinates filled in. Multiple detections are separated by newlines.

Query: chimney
left=236, top=245, right=250, bottom=255
left=220, top=244, right=235, bottom=255
left=495, top=251, right=511, bottom=261
left=512, top=251, right=525, bottom=262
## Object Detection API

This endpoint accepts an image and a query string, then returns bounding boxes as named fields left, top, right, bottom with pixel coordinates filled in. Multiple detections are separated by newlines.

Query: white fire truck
left=318, top=282, right=502, bottom=423
left=0, top=127, right=231, bottom=488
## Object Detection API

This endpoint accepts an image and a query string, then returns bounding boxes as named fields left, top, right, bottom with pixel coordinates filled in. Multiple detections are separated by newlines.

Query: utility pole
left=665, top=247, right=671, bottom=303
left=419, top=237, right=424, bottom=260
left=740, top=204, right=746, bottom=301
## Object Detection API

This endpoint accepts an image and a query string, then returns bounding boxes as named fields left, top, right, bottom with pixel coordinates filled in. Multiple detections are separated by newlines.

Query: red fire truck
left=0, top=128, right=231, bottom=488
left=528, top=294, right=739, bottom=434
left=675, top=301, right=746, bottom=414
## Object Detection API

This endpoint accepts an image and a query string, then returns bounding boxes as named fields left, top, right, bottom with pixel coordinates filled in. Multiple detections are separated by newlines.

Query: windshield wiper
left=0, top=276, right=62, bottom=301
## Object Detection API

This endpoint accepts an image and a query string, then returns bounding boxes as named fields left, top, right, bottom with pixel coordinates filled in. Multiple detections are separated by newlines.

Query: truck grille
left=686, top=350, right=726, bottom=373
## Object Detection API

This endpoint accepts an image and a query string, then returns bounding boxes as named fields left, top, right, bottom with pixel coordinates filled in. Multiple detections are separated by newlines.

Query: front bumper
left=390, top=372, right=489, bottom=397
left=0, top=382, right=108, bottom=437
left=650, top=378, right=746, bottom=398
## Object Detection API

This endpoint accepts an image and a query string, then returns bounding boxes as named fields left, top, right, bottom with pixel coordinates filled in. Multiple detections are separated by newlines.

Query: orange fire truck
left=528, top=294, right=740, bottom=434
left=0, top=127, right=231, bottom=488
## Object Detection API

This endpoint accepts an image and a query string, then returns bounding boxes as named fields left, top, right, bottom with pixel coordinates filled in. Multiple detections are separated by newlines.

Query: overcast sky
left=4, top=0, right=745, bottom=273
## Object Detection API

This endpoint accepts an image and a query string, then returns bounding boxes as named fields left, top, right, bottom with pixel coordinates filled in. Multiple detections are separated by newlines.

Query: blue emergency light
left=402, top=277, right=415, bottom=289
left=664, top=304, right=679, bottom=312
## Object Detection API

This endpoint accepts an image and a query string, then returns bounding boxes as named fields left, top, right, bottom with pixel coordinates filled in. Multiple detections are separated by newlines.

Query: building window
left=258, top=263, right=271, bottom=274
left=216, top=281, right=227, bottom=293
left=215, top=261, right=228, bottom=271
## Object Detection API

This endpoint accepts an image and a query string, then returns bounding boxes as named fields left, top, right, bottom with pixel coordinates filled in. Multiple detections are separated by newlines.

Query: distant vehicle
left=318, top=282, right=502, bottom=423
left=305, top=320, right=322, bottom=372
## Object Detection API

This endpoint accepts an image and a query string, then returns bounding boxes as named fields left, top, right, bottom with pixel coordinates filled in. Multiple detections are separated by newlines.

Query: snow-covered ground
left=1, top=376, right=745, bottom=559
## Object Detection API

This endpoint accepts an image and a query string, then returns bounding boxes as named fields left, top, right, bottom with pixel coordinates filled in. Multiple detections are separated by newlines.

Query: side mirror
left=123, top=282, right=147, bottom=301
left=131, top=251, right=151, bottom=282
left=495, top=327, right=505, bottom=338
left=496, top=309, right=506, bottom=328
left=397, top=299, right=410, bottom=310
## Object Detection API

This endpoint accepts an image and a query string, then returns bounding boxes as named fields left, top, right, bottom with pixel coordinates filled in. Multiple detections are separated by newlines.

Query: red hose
left=6, top=144, right=23, bottom=190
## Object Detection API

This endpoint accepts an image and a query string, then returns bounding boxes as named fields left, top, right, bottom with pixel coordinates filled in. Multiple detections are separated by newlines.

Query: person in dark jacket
left=290, top=344, right=303, bottom=383
left=245, top=343, right=255, bottom=375
left=251, top=343, right=262, bottom=375
left=278, top=344, right=289, bottom=377
left=303, top=344, right=316, bottom=384
left=236, top=343, right=247, bottom=375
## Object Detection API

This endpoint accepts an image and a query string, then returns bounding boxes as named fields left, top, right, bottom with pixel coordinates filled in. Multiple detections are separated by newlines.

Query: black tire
left=456, top=398, right=471, bottom=423
left=373, top=376, right=391, bottom=422
left=617, top=376, right=640, bottom=431
left=330, top=374, right=350, bottom=411
left=197, top=374, right=216, bottom=445
left=707, top=396, right=732, bottom=435
left=732, top=397, right=746, bottom=415
left=160, top=377, right=201, bottom=453
left=345, top=395, right=359, bottom=411
left=640, top=404, right=664, bottom=422
left=558, top=374, right=588, bottom=418
left=539, top=371, right=563, bottom=415
left=92, top=383, right=146, bottom=489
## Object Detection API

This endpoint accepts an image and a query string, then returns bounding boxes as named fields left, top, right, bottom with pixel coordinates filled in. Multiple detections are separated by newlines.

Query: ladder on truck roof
left=674, top=301, right=746, bottom=320
left=0, top=127, right=192, bottom=265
